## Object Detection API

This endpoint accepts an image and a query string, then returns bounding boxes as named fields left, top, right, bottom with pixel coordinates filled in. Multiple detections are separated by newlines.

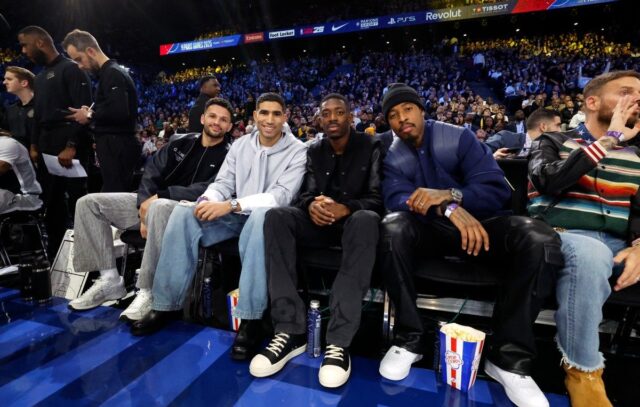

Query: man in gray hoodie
left=131, top=93, right=307, bottom=336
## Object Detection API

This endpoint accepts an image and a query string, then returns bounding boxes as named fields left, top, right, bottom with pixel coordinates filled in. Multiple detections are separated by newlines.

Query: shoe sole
left=379, top=354, right=423, bottom=381
left=250, top=344, right=306, bottom=378
left=319, top=364, right=352, bottom=388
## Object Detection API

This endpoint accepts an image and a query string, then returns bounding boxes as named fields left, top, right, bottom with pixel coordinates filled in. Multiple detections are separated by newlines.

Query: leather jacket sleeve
left=528, top=132, right=597, bottom=196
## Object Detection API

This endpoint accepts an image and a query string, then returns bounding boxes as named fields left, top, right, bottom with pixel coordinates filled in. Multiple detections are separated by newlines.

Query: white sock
left=100, top=268, right=119, bottom=281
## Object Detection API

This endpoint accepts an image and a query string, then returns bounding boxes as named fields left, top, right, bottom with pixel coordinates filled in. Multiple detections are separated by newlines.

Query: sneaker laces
left=265, top=333, right=290, bottom=357
left=325, top=344, right=344, bottom=361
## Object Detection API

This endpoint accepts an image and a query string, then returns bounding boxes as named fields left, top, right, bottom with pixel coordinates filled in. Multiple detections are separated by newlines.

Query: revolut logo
left=425, top=9, right=462, bottom=21
left=268, top=29, right=295, bottom=39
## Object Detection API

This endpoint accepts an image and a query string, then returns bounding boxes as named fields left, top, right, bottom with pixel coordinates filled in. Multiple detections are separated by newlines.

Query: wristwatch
left=230, top=199, right=239, bottom=212
left=450, top=188, right=463, bottom=204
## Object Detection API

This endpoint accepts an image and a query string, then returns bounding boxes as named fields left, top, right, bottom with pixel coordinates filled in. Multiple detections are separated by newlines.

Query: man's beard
left=598, top=108, right=639, bottom=128
left=203, top=126, right=223, bottom=139
left=32, top=49, right=48, bottom=65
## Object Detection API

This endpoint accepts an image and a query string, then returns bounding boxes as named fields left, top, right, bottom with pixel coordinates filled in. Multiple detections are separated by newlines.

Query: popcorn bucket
left=439, top=323, right=486, bottom=392
left=226, top=289, right=241, bottom=331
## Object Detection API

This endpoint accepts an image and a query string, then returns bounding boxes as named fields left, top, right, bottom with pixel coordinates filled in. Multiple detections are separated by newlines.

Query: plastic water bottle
left=202, top=277, right=212, bottom=319
left=307, top=300, right=321, bottom=357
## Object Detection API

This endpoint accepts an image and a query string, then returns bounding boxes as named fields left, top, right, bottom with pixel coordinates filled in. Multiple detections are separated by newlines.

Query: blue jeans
left=556, top=229, right=626, bottom=371
left=152, top=205, right=268, bottom=315
left=235, top=207, right=270, bottom=319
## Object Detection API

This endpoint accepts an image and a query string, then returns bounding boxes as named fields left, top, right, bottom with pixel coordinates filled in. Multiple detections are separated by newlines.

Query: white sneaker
left=379, top=345, right=423, bottom=381
left=120, top=290, right=152, bottom=322
left=69, top=276, right=126, bottom=311
left=484, top=359, right=549, bottom=407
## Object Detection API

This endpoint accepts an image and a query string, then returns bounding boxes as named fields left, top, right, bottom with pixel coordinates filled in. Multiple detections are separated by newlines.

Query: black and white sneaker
left=319, top=344, right=351, bottom=388
left=249, top=332, right=306, bottom=378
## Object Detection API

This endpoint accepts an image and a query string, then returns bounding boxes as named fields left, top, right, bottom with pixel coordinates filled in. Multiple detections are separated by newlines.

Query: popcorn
left=439, top=323, right=486, bottom=392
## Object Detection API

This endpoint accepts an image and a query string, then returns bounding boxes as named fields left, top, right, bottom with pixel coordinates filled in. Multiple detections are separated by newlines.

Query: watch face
left=451, top=188, right=463, bottom=203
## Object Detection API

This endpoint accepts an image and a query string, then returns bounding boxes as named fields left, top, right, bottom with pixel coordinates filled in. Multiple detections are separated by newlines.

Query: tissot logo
left=473, top=3, right=509, bottom=13
left=425, top=8, right=462, bottom=21
left=387, top=16, right=416, bottom=25
left=268, top=29, right=295, bottom=39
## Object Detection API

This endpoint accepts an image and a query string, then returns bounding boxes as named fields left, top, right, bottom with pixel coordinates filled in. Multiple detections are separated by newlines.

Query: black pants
left=379, top=212, right=563, bottom=375
left=94, top=134, right=141, bottom=193
left=265, top=207, right=380, bottom=347
left=40, top=170, right=86, bottom=261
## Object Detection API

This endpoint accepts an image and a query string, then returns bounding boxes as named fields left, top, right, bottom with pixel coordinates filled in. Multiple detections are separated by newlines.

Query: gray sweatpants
left=72, top=193, right=178, bottom=289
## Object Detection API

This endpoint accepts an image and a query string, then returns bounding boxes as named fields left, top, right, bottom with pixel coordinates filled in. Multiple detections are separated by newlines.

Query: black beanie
left=382, top=83, right=424, bottom=121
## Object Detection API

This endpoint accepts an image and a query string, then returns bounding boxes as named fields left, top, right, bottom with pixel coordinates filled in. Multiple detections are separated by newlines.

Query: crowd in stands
left=1, top=31, right=639, bottom=152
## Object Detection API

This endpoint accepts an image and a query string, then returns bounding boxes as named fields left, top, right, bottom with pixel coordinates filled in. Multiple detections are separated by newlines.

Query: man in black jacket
left=18, top=25, right=93, bottom=260
left=249, top=93, right=383, bottom=388
left=68, top=98, right=233, bottom=320
left=63, top=29, right=141, bottom=193
left=188, top=75, right=221, bottom=133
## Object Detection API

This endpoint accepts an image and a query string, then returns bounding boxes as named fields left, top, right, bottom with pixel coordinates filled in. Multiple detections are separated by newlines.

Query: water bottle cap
left=310, top=300, right=320, bottom=309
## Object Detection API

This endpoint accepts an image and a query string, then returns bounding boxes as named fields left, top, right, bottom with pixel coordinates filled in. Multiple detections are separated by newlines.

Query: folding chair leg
left=382, top=290, right=395, bottom=347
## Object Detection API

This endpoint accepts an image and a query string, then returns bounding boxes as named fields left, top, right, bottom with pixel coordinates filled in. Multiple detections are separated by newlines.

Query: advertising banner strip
left=159, top=0, right=618, bottom=55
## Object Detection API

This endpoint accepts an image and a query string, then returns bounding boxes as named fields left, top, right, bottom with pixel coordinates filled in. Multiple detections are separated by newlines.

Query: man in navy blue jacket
left=377, top=84, right=563, bottom=407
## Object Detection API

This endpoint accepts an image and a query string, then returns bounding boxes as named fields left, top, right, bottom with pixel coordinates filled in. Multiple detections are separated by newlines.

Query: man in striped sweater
left=528, top=70, right=640, bottom=407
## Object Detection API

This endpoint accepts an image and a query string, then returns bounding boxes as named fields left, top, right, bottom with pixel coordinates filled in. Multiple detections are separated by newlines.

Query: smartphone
left=505, top=147, right=522, bottom=154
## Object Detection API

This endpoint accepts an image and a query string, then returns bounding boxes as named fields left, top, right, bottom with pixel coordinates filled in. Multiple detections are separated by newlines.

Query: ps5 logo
left=387, top=16, right=416, bottom=25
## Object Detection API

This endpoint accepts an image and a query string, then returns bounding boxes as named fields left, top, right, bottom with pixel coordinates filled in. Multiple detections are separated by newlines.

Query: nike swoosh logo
left=332, top=23, right=348, bottom=32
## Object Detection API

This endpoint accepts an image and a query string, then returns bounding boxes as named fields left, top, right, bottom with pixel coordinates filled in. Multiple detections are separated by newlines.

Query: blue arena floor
left=0, top=287, right=570, bottom=406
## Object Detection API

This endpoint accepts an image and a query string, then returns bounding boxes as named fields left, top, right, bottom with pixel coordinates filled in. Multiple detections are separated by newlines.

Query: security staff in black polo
left=188, top=75, right=221, bottom=133
left=18, top=25, right=93, bottom=260
left=63, top=29, right=141, bottom=193
left=2, top=66, right=36, bottom=151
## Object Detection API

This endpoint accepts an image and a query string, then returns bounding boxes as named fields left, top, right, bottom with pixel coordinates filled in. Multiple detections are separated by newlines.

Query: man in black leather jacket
left=68, top=98, right=233, bottom=319
left=248, top=93, right=383, bottom=388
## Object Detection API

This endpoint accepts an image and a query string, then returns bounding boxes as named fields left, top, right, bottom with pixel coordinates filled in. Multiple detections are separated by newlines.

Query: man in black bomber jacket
left=247, top=93, right=383, bottom=389
left=67, top=98, right=233, bottom=320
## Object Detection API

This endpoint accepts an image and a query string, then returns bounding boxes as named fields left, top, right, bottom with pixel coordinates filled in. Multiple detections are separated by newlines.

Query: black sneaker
left=319, top=344, right=351, bottom=388
left=249, top=332, right=306, bottom=377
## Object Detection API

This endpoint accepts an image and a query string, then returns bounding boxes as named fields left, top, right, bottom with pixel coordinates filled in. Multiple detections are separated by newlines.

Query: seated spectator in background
left=377, top=84, right=563, bottom=407
left=528, top=71, right=640, bottom=407
left=188, top=75, right=221, bottom=133
left=488, top=109, right=561, bottom=159
left=2, top=66, right=35, bottom=151
left=130, top=93, right=307, bottom=338
left=0, top=130, right=42, bottom=215
left=250, top=94, right=383, bottom=388
left=506, top=109, right=526, bottom=134
left=68, top=98, right=233, bottom=315
left=561, top=100, right=578, bottom=126
left=569, top=107, right=586, bottom=130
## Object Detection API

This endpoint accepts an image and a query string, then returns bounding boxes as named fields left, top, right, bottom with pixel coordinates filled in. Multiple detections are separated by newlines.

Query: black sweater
left=92, top=60, right=138, bottom=136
